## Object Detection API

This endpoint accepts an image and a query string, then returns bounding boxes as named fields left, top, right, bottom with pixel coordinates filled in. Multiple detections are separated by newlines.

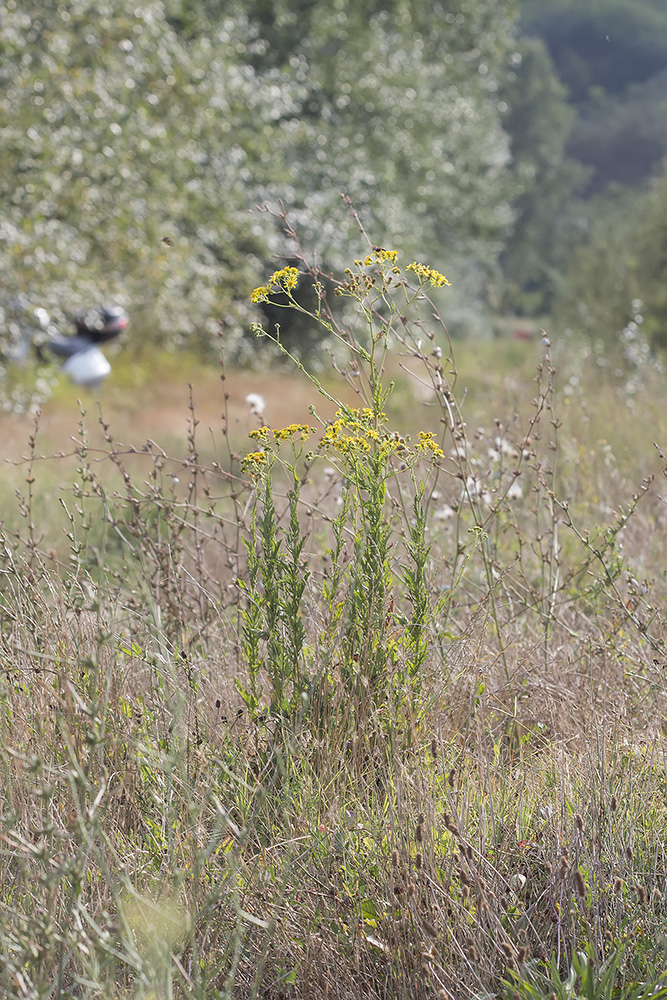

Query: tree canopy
left=520, top=0, right=667, bottom=192
left=1, top=0, right=525, bottom=357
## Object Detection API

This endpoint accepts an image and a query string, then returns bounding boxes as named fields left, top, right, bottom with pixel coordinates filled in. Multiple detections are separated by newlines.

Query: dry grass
left=1, top=331, right=667, bottom=999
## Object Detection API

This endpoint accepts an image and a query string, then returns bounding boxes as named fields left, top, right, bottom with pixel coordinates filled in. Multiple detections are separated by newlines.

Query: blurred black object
left=50, top=305, right=129, bottom=358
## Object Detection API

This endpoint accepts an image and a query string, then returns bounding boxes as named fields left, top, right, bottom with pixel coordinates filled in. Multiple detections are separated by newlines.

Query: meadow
left=1, top=250, right=667, bottom=999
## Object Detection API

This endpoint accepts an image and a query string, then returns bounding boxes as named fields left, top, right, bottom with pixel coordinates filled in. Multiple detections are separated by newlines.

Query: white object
left=62, top=347, right=111, bottom=387
left=245, top=392, right=266, bottom=417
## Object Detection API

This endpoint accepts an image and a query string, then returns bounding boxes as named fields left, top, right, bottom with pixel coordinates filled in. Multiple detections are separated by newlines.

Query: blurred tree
left=632, top=163, right=667, bottom=350
left=520, top=0, right=667, bottom=193
left=243, top=0, right=523, bottom=347
left=566, top=70, right=667, bottom=192
left=497, top=37, right=589, bottom=315
left=0, top=0, right=300, bottom=358
left=553, top=186, right=640, bottom=346
left=521, top=0, right=667, bottom=99
left=1, top=0, right=523, bottom=366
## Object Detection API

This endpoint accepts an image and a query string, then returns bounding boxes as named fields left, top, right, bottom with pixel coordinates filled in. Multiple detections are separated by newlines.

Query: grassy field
left=1, top=287, right=667, bottom=999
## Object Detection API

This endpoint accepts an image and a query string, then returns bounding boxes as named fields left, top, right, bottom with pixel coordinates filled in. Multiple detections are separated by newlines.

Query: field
left=2, top=272, right=667, bottom=999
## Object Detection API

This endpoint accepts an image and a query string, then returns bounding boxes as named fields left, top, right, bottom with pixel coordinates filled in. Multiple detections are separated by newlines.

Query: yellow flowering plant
left=240, top=243, right=456, bottom=729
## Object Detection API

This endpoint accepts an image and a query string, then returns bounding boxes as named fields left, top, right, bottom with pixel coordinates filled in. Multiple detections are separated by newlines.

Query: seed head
left=443, top=812, right=458, bottom=835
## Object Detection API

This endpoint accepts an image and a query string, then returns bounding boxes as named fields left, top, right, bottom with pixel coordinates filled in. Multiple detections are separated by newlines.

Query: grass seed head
left=443, top=812, right=458, bottom=835
left=465, top=941, right=479, bottom=962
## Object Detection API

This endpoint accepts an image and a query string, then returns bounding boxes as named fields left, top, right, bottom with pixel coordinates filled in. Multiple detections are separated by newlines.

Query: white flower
left=245, top=392, right=266, bottom=417
left=507, top=481, right=523, bottom=500
left=433, top=504, right=456, bottom=522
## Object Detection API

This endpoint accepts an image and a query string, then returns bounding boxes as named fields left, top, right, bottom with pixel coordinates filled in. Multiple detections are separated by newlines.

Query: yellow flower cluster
left=320, top=409, right=374, bottom=455
left=320, top=408, right=411, bottom=459
left=241, top=450, right=267, bottom=476
left=406, top=262, right=451, bottom=288
left=414, top=431, right=445, bottom=459
left=318, top=410, right=443, bottom=465
left=251, top=266, right=301, bottom=303
left=354, top=248, right=399, bottom=267
left=248, top=425, right=271, bottom=445
left=272, top=422, right=311, bottom=442
left=249, top=423, right=311, bottom=445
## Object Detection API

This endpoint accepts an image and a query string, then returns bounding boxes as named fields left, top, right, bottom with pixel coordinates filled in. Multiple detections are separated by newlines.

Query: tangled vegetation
left=1, top=242, right=667, bottom=998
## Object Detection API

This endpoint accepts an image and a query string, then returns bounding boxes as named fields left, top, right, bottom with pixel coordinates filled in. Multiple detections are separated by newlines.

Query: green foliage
left=504, top=948, right=667, bottom=999
left=553, top=186, right=640, bottom=345
left=0, top=0, right=526, bottom=370
left=520, top=0, right=667, bottom=192
left=0, top=0, right=281, bottom=354
left=497, top=36, right=589, bottom=314
left=632, top=163, right=667, bottom=350
left=521, top=0, right=667, bottom=99
left=567, top=69, right=667, bottom=193
left=555, top=159, right=667, bottom=352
